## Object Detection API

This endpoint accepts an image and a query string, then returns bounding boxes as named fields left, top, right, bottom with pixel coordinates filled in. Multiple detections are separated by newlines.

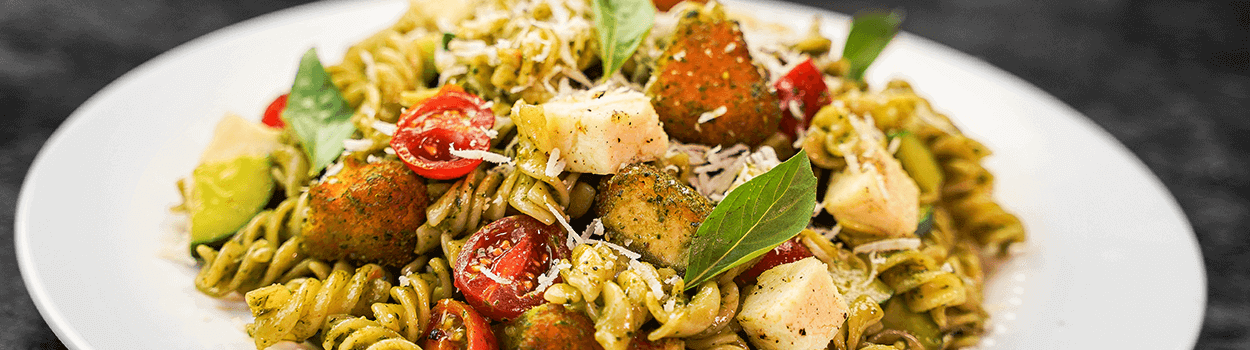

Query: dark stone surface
left=1, top=0, right=1244, bottom=349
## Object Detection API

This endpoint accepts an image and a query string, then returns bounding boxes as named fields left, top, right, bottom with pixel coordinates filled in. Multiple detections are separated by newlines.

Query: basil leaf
left=683, top=149, right=818, bottom=290
left=592, top=0, right=654, bottom=79
left=282, top=48, right=356, bottom=175
left=843, top=9, right=903, bottom=82
left=441, top=32, right=455, bottom=50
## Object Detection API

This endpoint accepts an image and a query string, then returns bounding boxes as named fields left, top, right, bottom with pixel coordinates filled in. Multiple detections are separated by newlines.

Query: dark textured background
left=1, top=0, right=1245, bottom=349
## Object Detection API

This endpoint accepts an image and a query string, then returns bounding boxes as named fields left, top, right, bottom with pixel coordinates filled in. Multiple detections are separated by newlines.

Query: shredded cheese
left=343, top=138, right=374, bottom=152
left=629, top=259, right=666, bottom=299
left=545, top=203, right=579, bottom=248
left=545, top=148, right=566, bottom=178
left=372, top=120, right=396, bottom=136
left=852, top=238, right=922, bottom=254
left=535, top=259, right=569, bottom=293
left=449, top=147, right=513, bottom=164
left=697, top=105, right=728, bottom=124
left=479, top=268, right=512, bottom=284
left=595, top=240, right=641, bottom=260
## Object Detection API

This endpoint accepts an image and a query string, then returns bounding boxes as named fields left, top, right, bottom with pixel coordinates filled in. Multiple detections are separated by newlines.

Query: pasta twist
left=244, top=264, right=392, bottom=348
left=194, top=193, right=334, bottom=297
left=327, top=2, right=436, bottom=156
left=876, top=249, right=967, bottom=313
left=440, top=0, right=599, bottom=105
left=925, top=131, right=1025, bottom=255
left=270, top=141, right=311, bottom=199
left=322, top=315, right=421, bottom=350
left=414, top=161, right=595, bottom=253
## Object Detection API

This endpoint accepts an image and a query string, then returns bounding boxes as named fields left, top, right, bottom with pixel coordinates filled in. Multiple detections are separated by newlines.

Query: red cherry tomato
left=453, top=215, right=572, bottom=321
left=398, top=85, right=494, bottom=130
left=421, top=299, right=498, bottom=350
left=390, top=86, right=495, bottom=180
left=734, top=238, right=814, bottom=285
left=652, top=0, right=708, bottom=12
left=261, top=94, right=288, bottom=128
left=774, top=58, right=831, bottom=138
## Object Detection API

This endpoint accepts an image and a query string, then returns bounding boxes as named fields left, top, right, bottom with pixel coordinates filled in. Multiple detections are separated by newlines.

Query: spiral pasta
left=194, top=193, right=334, bottom=297
left=244, top=264, right=391, bottom=348
left=326, top=2, right=438, bottom=156
left=438, top=0, right=599, bottom=105
left=413, top=156, right=596, bottom=254
left=322, top=315, right=421, bottom=350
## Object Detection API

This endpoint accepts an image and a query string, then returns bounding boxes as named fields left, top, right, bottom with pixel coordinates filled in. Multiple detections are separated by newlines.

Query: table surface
left=2, top=0, right=1245, bottom=349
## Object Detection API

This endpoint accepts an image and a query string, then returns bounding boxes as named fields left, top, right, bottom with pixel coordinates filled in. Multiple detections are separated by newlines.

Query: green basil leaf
left=683, top=149, right=818, bottom=290
left=441, top=32, right=455, bottom=50
left=592, top=0, right=654, bottom=79
left=843, top=9, right=903, bottom=82
left=282, top=48, right=356, bottom=175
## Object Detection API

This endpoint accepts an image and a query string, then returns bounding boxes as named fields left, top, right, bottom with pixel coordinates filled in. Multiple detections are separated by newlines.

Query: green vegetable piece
left=843, top=9, right=903, bottom=82
left=894, top=133, right=943, bottom=200
left=591, top=0, right=655, bottom=79
left=185, top=115, right=281, bottom=254
left=282, top=48, right=356, bottom=175
left=881, top=297, right=943, bottom=349
left=683, top=149, right=818, bottom=290
left=441, top=32, right=455, bottom=50
left=188, top=156, right=274, bottom=249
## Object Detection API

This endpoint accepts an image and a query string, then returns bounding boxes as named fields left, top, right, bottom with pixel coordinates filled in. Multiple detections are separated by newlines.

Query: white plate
left=16, top=0, right=1205, bottom=349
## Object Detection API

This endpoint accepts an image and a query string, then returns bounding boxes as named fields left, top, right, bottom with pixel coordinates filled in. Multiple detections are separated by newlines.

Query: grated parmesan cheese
left=545, top=148, right=566, bottom=178
left=581, top=218, right=604, bottom=243
left=545, top=203, right=579, bottom=248
left=479, top=268, right=512, bottom=284
left=697, top=105, right=728, bottom=124
left=852, top=238, right=922, bottom=254
left=629, top=259, right=666, bottom=299
left=534, top=259, right=569, bottom=293
left=372, top=120, right=396, bottom=136
left=594, top=240, right=641, bottom=261
left=343, top=138, right=374, bottom=152
left=324, top=161, right=345, bottom=178
left=449, top=147, right=513, bottom=164
left=360, top=50, right=378, bottom=83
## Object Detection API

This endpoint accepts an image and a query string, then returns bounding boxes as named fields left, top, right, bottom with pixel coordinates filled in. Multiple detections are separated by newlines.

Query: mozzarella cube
left=512, top=90, right=668, bottom=174
left=737, top=257, right=848, bottom=350
left=823, top=141, right=919, bottom=237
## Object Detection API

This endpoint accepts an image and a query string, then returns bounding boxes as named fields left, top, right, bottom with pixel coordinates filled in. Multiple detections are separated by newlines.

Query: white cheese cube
left=737, top=257, right=848, bottom=350
left=512, top=91, right=669, bottom=174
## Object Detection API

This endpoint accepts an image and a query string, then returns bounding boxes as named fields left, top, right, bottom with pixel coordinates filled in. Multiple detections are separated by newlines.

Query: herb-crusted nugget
left=596, top=163, right=712, bottom=272
left=646, top=3, right=781, bottom=146
left=302, top=158, right=427, bottom=267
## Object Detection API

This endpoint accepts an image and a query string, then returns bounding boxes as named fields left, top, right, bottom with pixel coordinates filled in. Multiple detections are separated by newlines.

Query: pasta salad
left=173, top=0, right=1025, bottom=349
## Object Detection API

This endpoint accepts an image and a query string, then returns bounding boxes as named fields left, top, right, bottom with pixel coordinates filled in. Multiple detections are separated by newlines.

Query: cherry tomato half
left=774, top=58, right=832, bottom=138
left=453, top=215, right=572, bottom=321
left=734, top=237, right=814, bottom=285
left=421, top=299, right=498, bottom=350
left=390, top=86, right=496, bottom=180
left=652, top=0, right=708, bottom=12
left=261, top=94, right=289, bottom=128
left=398, top=85, right=494, bottom=130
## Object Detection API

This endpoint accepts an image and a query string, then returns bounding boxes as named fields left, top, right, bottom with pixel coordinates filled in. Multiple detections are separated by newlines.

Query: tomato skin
left=652, top=0, right=708, bottom=12
left=390, top=86, right=495, bottom=180
left=774, top=59, right=831, bottom=138
left=261, top=94, right=288, bottom=128
left=453, top=215, right=572, bottom=321
left=421, top=299, right=498, bottom=350
left=734, top=238, right=814, bottom=285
